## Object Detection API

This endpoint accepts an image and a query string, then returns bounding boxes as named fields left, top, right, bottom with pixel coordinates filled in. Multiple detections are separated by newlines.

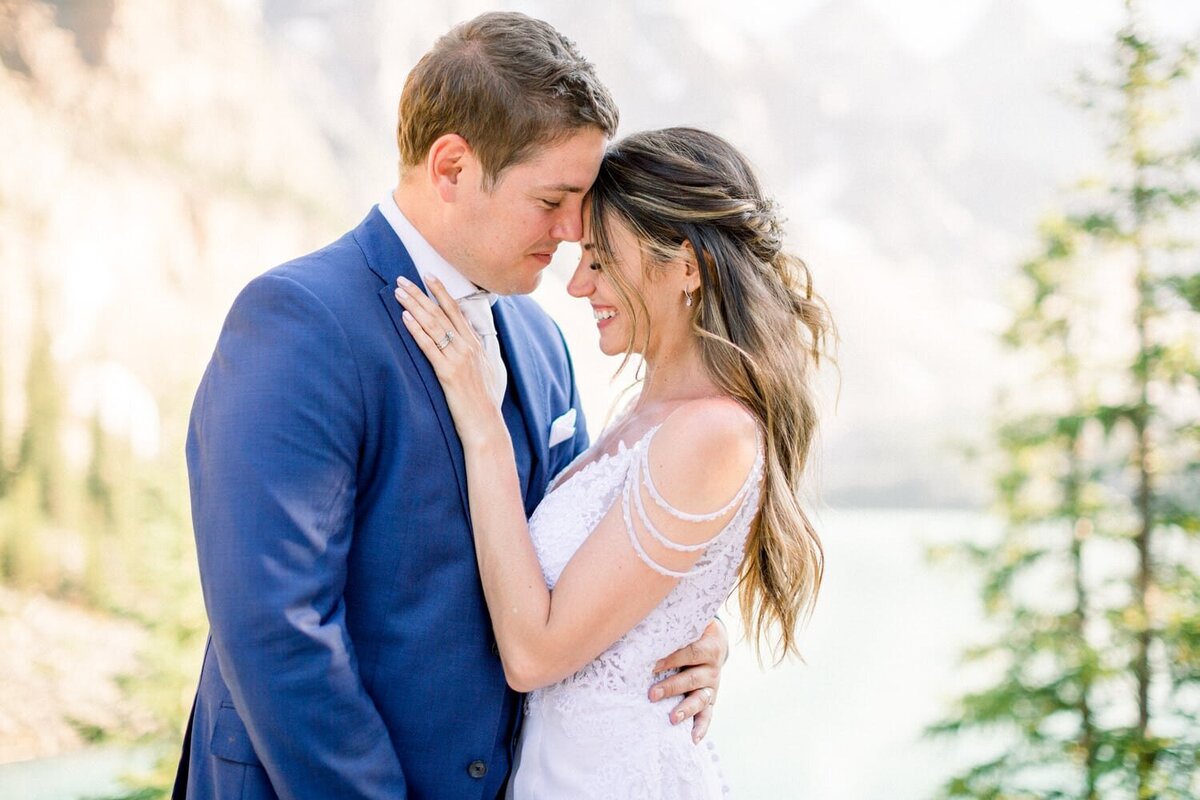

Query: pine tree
left=0, top=326, right=8, bottom=499
left=930, top=2, right=1200, bottom=797
left=0, top=283, right=63, bottom=587
left=16, top=281, right=64, bottom=519
left=81, top=412, right=115, bottom=604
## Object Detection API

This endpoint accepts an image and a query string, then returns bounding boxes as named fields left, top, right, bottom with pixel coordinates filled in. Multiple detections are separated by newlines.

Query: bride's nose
left=567, top=256, right=594, bottom=298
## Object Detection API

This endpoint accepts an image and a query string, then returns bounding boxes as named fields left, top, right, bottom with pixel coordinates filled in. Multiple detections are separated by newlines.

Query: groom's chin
left=504, top=270, right=544, bottom=297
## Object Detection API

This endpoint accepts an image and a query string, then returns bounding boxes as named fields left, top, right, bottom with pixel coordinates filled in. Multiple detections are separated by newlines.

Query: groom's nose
left=550, top=204, right=584, bottom=243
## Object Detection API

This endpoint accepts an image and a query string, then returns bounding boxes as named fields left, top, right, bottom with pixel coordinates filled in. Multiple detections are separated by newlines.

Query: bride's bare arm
left=458, top=401, right=752, bottom=691
left=395, top=276, right=750, bottom=705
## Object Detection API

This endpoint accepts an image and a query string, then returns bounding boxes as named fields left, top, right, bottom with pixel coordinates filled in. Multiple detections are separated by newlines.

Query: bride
left=394, top=127, right=832, bottom=798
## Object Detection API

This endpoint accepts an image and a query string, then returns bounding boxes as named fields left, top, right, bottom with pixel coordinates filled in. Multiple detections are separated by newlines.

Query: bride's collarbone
left=599, top=395, right=728, bottom=454
left=592, top=416, right=656, bottom=458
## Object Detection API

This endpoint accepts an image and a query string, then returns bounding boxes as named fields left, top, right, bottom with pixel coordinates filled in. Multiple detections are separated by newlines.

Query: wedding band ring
left=435, top=332, right=454, bottom=351
left=701, top=687, right=714, bottom=705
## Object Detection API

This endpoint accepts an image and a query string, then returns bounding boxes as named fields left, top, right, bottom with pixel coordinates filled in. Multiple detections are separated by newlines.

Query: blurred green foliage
left=929, top=3, right=1200, bottom=798
left=0, top=290, right=205, bottom=797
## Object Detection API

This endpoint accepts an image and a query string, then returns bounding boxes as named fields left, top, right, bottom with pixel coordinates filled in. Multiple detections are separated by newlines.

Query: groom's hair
left=397, top=12, right=618, bottom=188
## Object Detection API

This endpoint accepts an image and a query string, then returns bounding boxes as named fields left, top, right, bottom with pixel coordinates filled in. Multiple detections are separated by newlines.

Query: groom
left=174, top=12, right=726, bottom=800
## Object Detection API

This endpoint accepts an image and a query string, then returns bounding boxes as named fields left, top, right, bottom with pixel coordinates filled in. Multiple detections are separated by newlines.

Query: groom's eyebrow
left=542, top=183, right=586, bottom=193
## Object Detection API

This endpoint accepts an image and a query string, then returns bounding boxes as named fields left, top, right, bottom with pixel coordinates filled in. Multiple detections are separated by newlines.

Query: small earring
left=684, top=289, right=693, bottom=307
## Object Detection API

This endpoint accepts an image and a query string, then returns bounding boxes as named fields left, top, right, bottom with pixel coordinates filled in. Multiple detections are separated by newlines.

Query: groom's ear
left=427, top=133, right=471, bottom=202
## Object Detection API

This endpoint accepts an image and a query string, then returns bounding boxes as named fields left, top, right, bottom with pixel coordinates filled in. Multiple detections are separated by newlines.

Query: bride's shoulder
left=645, top=398, right=760, bottom=507
left=657, top=397, right=758, bottom=448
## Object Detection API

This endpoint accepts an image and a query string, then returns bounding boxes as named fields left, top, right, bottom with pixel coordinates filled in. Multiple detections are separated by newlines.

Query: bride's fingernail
left=427, top=274, right=441, bottom=285
left=395, top=288, right=409, bottom=300
left=650, top=687, right=663, bottom=701
left=398, top=276, right=414, bottom=288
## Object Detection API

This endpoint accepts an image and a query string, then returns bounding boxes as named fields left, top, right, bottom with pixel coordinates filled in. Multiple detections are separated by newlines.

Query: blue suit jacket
left=175, top=208, right=590, bottom=799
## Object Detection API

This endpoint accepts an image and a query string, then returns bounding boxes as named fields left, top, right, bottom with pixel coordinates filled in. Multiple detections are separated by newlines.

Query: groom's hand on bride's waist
left=646, top=618, right=728, bottom=744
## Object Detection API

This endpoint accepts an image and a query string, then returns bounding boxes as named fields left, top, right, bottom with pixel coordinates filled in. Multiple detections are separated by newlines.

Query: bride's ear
left=679, top=240, right=702, bottom=296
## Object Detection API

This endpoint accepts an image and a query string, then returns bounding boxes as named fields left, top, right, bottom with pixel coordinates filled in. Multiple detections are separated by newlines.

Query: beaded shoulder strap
left=620, top=425, right=764, bottom=578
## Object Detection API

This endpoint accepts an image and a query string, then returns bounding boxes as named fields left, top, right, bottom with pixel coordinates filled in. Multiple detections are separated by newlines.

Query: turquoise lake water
left=717, top=508, right=995, bottom=799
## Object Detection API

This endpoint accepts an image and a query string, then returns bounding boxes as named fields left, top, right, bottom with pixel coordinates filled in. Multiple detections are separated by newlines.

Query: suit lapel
left=493, top=299, right=549, bottom=513
left=354, top=208, right=471, bottom=517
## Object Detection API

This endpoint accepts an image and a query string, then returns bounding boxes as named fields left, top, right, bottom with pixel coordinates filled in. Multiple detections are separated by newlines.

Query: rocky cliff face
left=1, top=1, right=1176, bottom=510
left=0, top=0, right=356, bottom=761
left=1, top=0, right=351, bottom=468
left=254, top=1, right=1114, bottom=506
left=0, top=585, right=150, bottom=761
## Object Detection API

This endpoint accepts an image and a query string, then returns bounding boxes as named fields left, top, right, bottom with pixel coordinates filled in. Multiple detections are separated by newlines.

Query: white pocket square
left=547, top=408, right=577, bottom=448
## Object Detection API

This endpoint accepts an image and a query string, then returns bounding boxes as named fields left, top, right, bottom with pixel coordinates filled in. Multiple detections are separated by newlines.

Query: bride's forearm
left=462, top=431, right=557, bottom=691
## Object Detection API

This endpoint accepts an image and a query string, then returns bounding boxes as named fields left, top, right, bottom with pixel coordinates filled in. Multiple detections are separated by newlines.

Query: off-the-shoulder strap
left=620, top=423, right=763, bottom=578
left=639, top=432, right=760, bottom=530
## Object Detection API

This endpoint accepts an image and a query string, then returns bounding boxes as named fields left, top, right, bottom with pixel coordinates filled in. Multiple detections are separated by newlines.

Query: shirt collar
left=378, top=190, right=492, bottom=303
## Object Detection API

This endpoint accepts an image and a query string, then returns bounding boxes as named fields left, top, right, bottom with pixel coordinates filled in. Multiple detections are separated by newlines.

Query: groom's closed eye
left=533, top=182, right=586, bottom=211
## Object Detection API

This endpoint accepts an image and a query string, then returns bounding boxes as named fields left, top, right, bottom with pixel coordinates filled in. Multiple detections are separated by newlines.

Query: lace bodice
left=511, top=421, right=762, bottom=798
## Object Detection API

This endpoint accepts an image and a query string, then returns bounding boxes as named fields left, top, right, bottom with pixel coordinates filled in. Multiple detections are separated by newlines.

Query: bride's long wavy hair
left=587, top=127, right=834, bottom=660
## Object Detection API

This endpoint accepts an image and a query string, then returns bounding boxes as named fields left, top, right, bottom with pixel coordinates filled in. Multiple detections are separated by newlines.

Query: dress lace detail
left=509, top=422, right=763, bottom=799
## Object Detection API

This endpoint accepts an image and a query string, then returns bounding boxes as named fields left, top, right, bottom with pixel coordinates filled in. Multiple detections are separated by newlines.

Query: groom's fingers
left=691, top=705, right=713, bottom=743
left=653, top=635, right=720, bottom=674
left=665, top=687, right=716, bottom=729
left=649, top=662, right=718, bottom=703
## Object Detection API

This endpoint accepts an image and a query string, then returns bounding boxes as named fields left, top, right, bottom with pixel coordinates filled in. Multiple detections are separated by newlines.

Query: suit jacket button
left=468, top=760, right=488, bottom=779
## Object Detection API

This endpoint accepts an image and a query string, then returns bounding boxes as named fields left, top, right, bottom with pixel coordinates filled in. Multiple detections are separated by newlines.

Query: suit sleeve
left=187, top=274, right=407, bottom=799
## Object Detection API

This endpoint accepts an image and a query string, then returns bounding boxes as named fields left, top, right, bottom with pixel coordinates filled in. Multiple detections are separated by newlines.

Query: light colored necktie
left=457, top=291, right=507, bottom=407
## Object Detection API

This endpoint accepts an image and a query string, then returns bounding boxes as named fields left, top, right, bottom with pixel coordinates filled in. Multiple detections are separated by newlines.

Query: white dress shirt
left=377, top=190, right=487, bottom=304
left=378, top=190, right=507, bottom=406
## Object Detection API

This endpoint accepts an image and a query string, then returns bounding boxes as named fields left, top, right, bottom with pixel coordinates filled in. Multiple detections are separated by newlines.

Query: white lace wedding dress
left=506, top=421, right=763, bottom=799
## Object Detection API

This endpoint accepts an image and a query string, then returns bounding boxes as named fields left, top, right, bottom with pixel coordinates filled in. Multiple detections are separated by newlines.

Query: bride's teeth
left=593, top=309, right=616, bottom=321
